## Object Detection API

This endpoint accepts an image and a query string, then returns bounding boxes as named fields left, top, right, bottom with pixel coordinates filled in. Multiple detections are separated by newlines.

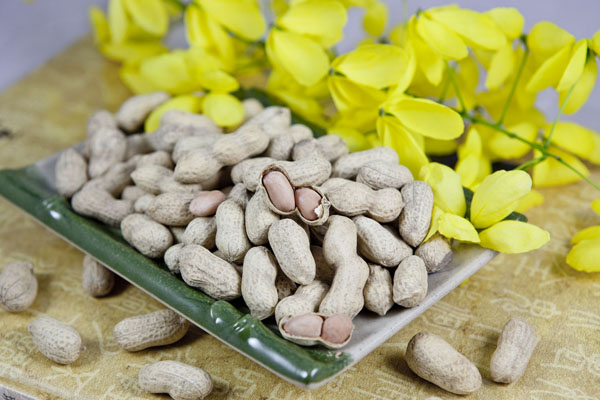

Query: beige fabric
left=1, top=38, right=599, bottom=400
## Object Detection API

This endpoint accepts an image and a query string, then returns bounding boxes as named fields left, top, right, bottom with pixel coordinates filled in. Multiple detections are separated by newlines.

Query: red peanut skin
left=294, top=188, right=321, bottom=220
left=262, top=171, right=295, bottom=212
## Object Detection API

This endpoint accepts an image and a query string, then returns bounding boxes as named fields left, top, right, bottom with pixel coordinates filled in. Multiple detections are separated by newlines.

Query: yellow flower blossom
left=571, top=226, right=600, bottom=244
left=485, top=7, right=524, bottom=40
left=488, top=121, right=536, bottom=159
left=416, top=13, right=468, bottom=60
left=593, top=199, right=600, bottom=215
left=566, top=239, right=600, bottom=272
left=532, top=147, right=590, bottom=187
left=438, top=213, right=480, bottom=243
left=363, top=1, right=387, bottom=37
left=515, top=190, right=544, bottom=213
left=420, top=163, right=466, bottom=216
left=560, top=56, right=597, bottom=114
left=424, top=138, right=458, bottom=156
left=527, top=21, right=575, bottom=66
left=592, top=29, right=600, bottom=54
left=185, top=5, right=235, bottom=70
left=145, top=94, right=203, bottom=132
left=479, top=220, right=550, bottom=253
left=486, top=43, right=515, bottom=90
left=202, top=93, right=245, bottom=127
left=327, top=75, right=386, bottom=113
left=90, top=6, right=110, bottom=45
left=122, top=0, right=168, bottom=37
left=545, top=122, right=597, bottom=160
left=425, top=205, right=444, bottom=242
left=455, top=127, right=491, bottom=190
left=278, top=0, right=346, bottom=48
left=377, top=116, right=428, bottom=176
left=196, top=0, right=265, bottom=42
left=470, top=170, right=532, bottom=229
left=328, top=126, right=371, bottom=152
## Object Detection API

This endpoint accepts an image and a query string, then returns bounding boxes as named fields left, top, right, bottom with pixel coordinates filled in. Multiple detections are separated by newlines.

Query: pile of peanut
left=0, top=91, right=539, bottom=398
left=55, top=91, right=456, bottom=350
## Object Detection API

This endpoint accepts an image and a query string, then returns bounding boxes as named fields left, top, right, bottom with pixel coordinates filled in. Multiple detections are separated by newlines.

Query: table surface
left=0, top=38, right=599, bottom=400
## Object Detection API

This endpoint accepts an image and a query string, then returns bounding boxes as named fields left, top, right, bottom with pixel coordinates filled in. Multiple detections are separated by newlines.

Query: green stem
left=497, top=47, right=529, bottom=125
left=555, top=156, right=600, bottom=192
left=543, top=83, right=576, bottom=150
left=446, top=61, right=466, bottom=112
left=515, top=155, right=546, bottom=171
left=461, top=113, right=546, bottom=152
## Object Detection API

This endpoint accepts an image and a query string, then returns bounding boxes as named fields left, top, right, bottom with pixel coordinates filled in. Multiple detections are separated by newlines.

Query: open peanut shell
left=259, top=164, right=330, bottom=226
left=278, top=312, right=354, bottom=350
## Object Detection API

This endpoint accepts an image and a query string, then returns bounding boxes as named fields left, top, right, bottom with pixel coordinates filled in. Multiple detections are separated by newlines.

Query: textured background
left=0, top=37, right=599, bottom=400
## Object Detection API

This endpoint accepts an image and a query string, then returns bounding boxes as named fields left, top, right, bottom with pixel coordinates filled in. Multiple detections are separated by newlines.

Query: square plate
left=0, top=111, right=496, bottom=390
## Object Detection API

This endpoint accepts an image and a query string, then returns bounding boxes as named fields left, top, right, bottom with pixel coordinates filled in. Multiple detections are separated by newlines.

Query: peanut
left=393, top=255, right=428, bottom=308
left=326, top=180, right=404, bottom=223
left=121, top=214, right=173, bottom=258
left=294, top=187, right=322, bottom=221
left=131, top=165, right=201, bottom=195
left=321, top=314, right=353, bottom=344
left=227, top=182, right=249, bottom=208
left=151, top=123, right=220, bottom=153
left=179, top=244, right=241, bottom=300
left=311, top=245, right=336, bottom=284
left=244, top=106, right=291, bottom=139
left=125, top=134, right=153, bottom=159
left=363, top=263, right=394, bottom=316
left=271, top=157, right=332, bottom=188
left=245, top=190, right=280, bottom=245
left=175, top=124, right=269, bottom=183
left=139, top=361, right=213, bottom=400
left=88, top=126, right=127, bottom=178
left=268, top=219, right=315, bottom=285
left=170, top=226, right=185, bottom=243
left=55, top=148, right=88, bottom=198
left=28, top=316, right=82, bottom=364
left=0, top=261, right=37, bottom=312
left=189, top=190, right=227, bottom=217
left=113, top=309, right=189, bottom=351
left=356, top=160, right=413, bottom=190
left=215, top=199, right=251, bottom=262
left=146, top=192, right=196, bottom=226
left=242, top=98, right=264, bottom=121
left=121, top=185, right=149, bottom=202
left=71, top=184, right=133, bottom=227
left=399, top=181, right=434, bottom=247
left=241, top=247, right=279, bottom=320
left=115, top=91, right=170, bottom=132
left=265, top=124, right=313, bottom=160
left=182, top=217, right=216, bottom=248
left=161, top=109, right=221, bottom=133
left=319, top=216, right=369, bottom=318
left=292, top=135, right=348, bottom=162
left=134, top=194, right=155, bottom=213
left=275, top=270, right=297, bottom=300
left=415, top=233, right=453, bottom=273
left=164, top=243, right=185, bottom=274
left=135, top=150, right=173, bottom=168
left=172, top=134, right=221, bottom=163
left=262, top=171, right=295, bottom=212
left=490, top=317, right=537, bottom=383
left=333, top=147, right=398, bottom=179
left=275, top=280, right=329, bottom=325
left=87, top=109, right=117, bottom=139
left=231, top=157, right=275, bottom=185
left=197, top=166, right=232, bottom=191
left=354, top=216, right=412, bottom=267
left=88, top=159, right=137, bottom=196
left=405, top=332, right=482, bottom=395
left=82, top=254, right=115, bottom=297
left=283, top=314, right=323, bottom=338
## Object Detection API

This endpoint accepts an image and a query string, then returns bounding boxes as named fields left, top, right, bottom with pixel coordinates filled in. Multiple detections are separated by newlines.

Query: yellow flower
left=485, top=7, right=524, bottom=40
left=593, top=199, right=600, bottom=215
left=479, top=220, right=550, bottom=253
left=377, top=115, right=428, bottom=176
left=363, top=1, right=387, bottom=37
left=90, top=6, right=110, bottom=45
left=196, top=0, right=265, bottom=42
left=424, top=206, right=444, bottom=242
left=327, top=75, right=386, bottom=113
left=185, top=5, right=235, bottom=70
left=545, top=122, right=597, bottom=160
left=527, top=21, right=575, bottom=66
left=333, top=44, right=414, bottom=89
left=416, top=13, right=468, bottom=60
left=485, top=43, right=515, bottom=90
left=567, top=239, right=600, bottom=272
left=592, top=29, right=600, bottom=54
left=560, top=56, right=597, bottom=114
left=202, top=93, right=245, bottom=127
left=438, top=213, right=480, bottom=243
left=424, top=138, right=458, bottom=156
left=515, top=190, right=544, bottom=213
left=455, top=126, right=491, bottom=190
left=122, top=0, right=168, bottom=37
left=328, top=126, right=371, bottom=152
left=571, top=226, right=600, bottom=244
left=278, top=0, right=346, bottom=47
left=266, top=29, right=329, bottom=86
left=488, top=121, right=536, bottom=159
left=470, top=170, right=532, bottom=229
left=532, top=147, right=590, bottom=187
left=145, top=94, right=203, bottom=132
left=419, top=163, right=466, bottom=216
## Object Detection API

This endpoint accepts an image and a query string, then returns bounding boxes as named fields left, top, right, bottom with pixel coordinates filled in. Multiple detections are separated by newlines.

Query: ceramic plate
left=0, top=93, right=498, bottom=389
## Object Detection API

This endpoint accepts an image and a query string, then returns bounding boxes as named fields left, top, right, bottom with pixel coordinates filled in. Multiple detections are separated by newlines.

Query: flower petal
left=202, top=93, right=244, bottom=127
left=557, top=40, right=588, bottom=92
left=571, top=226, right=600, bottom=244
left=470, top=170, right=532, bottom=229
left=145, top=94, right=203, bottom=132
left=328, top=127, right=370, bottom=152
left=328, top=75, right=385, bottom=113
left=419, top=162, right=466, bottom=216
left=547, top=122, right=596, bottom=159
left=438, top=213, right=480, bottom=243
left=424, top=137, right=458, bottom=156
left=198, top=0, right=266, bottom=41
left=335, top=44, right=413, bottom=89
left=526, top=44, right=571, bottom=93
left=561, top=56, right=597, bottom=114
left=266, top=30, right=329, bottom=87
left=592, top=29, right=600, bottom=55
left=278, top=0, right=346, bottom=47
left=532, top=147, right=590, bottom=187
left=108, top=0, right=129, bottom=44
left=424, top=205, right=444, bottom=242
left=363, top=1, right=387, bottom=37
left=485, top=7, right=524, bottom=40
left=90, top=6, right=110, bottom=44
left=377, top=115, right=428, bottom=176
left=387, top=98, right=464, bottom=140
left=515, top=190, right=544, bottom=213
left=566, top=238, right=600, bottom=272
left=527, top=21, right=575, bottom=65
left=485, top=43, right=515, bottom=90
left=479, top=220, right=550, bottom=253
left=489, top=121, right=536, bottom=159
left=416, top=15, right=468, bottom=60
left=140, top=51, right=197, bottom=94
left=593, top=199, right=600, bottom=215
left=123, top=0, right=168, bottom=37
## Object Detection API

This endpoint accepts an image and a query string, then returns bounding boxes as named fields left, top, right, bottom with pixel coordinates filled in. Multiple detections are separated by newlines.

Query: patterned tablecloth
left=0, top=38, right=599, bottom=400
